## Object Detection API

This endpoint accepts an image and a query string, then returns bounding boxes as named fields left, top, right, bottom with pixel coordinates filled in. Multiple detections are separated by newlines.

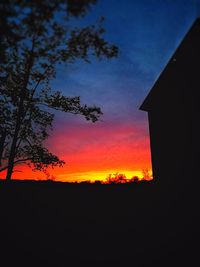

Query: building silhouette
left=140, top=18, right=200, bottom=187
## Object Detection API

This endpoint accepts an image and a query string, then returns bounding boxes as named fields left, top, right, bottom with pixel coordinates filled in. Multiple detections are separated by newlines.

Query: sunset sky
left=4, top=0, right=200, bottom=182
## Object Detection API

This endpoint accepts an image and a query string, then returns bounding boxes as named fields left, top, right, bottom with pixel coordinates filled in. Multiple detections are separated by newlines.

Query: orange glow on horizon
left=0, top=167, right=152, bottom=183
left=55, top=169, right=152, bottom=182
left=0, top=121, right=152, bottom=183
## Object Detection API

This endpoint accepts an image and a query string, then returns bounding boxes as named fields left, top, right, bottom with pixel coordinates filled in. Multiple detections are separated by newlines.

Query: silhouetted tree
left=141, top=169, right=152, bottom=180
left=130, top=176, right=139, bottom=183
left=106, top=173, right=127, bottom=184
left=0, top=0, right=118, bottom=180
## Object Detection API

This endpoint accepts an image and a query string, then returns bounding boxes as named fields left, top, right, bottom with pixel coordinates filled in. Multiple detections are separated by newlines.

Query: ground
left=0, top=179, right=199, bottom=267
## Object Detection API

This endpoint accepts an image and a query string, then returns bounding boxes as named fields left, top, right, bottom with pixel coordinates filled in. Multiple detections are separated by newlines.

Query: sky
left=7, top=0, right=200, bottom=182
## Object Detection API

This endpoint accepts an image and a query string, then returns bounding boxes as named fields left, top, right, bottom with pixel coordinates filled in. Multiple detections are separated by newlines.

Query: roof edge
left=139, top=17, right=200, bottom=112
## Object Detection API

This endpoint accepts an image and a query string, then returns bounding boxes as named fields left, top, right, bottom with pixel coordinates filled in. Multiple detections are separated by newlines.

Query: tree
left=0, top=0, right=118, bottom=180
left=105, top=173, right=128, bottom=184
left=141, top=169, right=152, bottom=180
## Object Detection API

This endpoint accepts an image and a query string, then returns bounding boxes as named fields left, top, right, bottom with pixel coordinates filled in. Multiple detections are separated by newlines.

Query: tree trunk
left=5, top=79, right=31, bottom=180
left=5, top=116, right=22, bottom=180
left=0, top=131, right=6, bottom=166
left=5, top=36, right=35, bottom=181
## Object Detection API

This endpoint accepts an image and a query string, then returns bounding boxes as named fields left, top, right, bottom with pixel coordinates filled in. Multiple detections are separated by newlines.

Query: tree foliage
left=0, top=0, right=118, bottom=180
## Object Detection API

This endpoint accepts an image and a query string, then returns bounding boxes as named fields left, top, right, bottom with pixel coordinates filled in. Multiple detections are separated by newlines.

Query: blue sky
left=53, top=0, right=199, bottom=121
left=44, top=0, right=200, bottom=181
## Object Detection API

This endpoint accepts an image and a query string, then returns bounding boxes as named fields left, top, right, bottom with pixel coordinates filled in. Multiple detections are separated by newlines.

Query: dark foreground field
left=0, top=179, right=199, bottom=267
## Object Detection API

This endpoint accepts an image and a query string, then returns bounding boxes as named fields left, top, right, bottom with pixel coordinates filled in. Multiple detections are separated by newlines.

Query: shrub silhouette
left=105, top=173, right=134, bottom=184
left=141, top=169, right=152, bottom=181
left=130, top=176, right=140, bottom=183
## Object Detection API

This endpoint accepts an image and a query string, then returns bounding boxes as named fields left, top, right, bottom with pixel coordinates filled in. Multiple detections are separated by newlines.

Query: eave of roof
left=139, top=17, right=200, bottom=112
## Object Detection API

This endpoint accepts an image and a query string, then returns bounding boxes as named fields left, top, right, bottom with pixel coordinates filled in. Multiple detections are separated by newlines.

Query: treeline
left=66, top=170, right=153, bottom=184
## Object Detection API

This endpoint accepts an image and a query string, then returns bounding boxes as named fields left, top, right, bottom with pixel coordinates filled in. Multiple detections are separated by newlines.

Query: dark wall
left=148, top=102, right=200, bottom=190
left=146, top=19, right=200, bottom=189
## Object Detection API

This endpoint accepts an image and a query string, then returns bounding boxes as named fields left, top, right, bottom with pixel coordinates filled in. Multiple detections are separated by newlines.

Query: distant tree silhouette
left=104, top=171, right=151, bottom=184
left=0, top=0, right=118, bottom=180
left=130, top=176, right=140, bottom=183
left=106, top=173, right=127, bottom=184
left=141, top=169, right=152, bottom=180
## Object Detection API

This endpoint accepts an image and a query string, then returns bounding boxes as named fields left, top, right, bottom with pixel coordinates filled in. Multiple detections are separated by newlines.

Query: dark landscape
left=1, top=1, right=200, bottom=266
left=0, top=178, right=199, bottom=267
